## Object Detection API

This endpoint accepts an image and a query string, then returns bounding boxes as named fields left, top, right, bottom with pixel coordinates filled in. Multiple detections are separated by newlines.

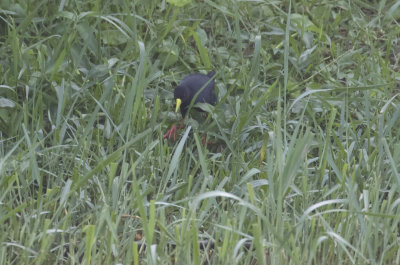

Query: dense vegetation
left=1, top=0, right=400, bottom=264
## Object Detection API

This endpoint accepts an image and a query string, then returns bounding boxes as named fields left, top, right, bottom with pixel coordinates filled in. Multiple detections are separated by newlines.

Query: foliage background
left=1, top=0, right=400, bottom=264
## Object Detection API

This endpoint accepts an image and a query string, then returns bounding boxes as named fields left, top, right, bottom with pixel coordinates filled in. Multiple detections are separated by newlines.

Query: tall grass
left=1, top=0, right=400, bottom=264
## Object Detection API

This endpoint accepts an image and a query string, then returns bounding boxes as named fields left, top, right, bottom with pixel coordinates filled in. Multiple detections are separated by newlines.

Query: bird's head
left=174, top=85, right=190, bottom=113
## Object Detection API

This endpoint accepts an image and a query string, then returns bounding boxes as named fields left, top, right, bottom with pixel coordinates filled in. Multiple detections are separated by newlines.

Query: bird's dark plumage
left=163, top=70, right=217, bottom=141
left=174, top=70, right=217, bottom=117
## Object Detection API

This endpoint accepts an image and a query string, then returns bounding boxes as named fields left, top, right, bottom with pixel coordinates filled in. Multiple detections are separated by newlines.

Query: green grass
left=1, top=0, right=400, bottom=264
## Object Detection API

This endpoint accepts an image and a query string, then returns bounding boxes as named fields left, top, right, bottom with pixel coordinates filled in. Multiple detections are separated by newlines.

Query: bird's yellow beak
left=175, top=98, right=182, bottom=112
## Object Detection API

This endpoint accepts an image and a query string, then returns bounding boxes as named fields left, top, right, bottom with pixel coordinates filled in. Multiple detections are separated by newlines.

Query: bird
left=163, top=70, right=217, bottom=141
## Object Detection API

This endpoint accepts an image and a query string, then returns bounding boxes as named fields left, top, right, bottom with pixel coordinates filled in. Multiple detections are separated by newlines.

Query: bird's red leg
left=163, top=125, right=178, bottom=140
left=202, top=134, right=207, bottom=146
left=201, top=134, right=215, bottom=146
left=163, top=119, right=185, bottom=141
